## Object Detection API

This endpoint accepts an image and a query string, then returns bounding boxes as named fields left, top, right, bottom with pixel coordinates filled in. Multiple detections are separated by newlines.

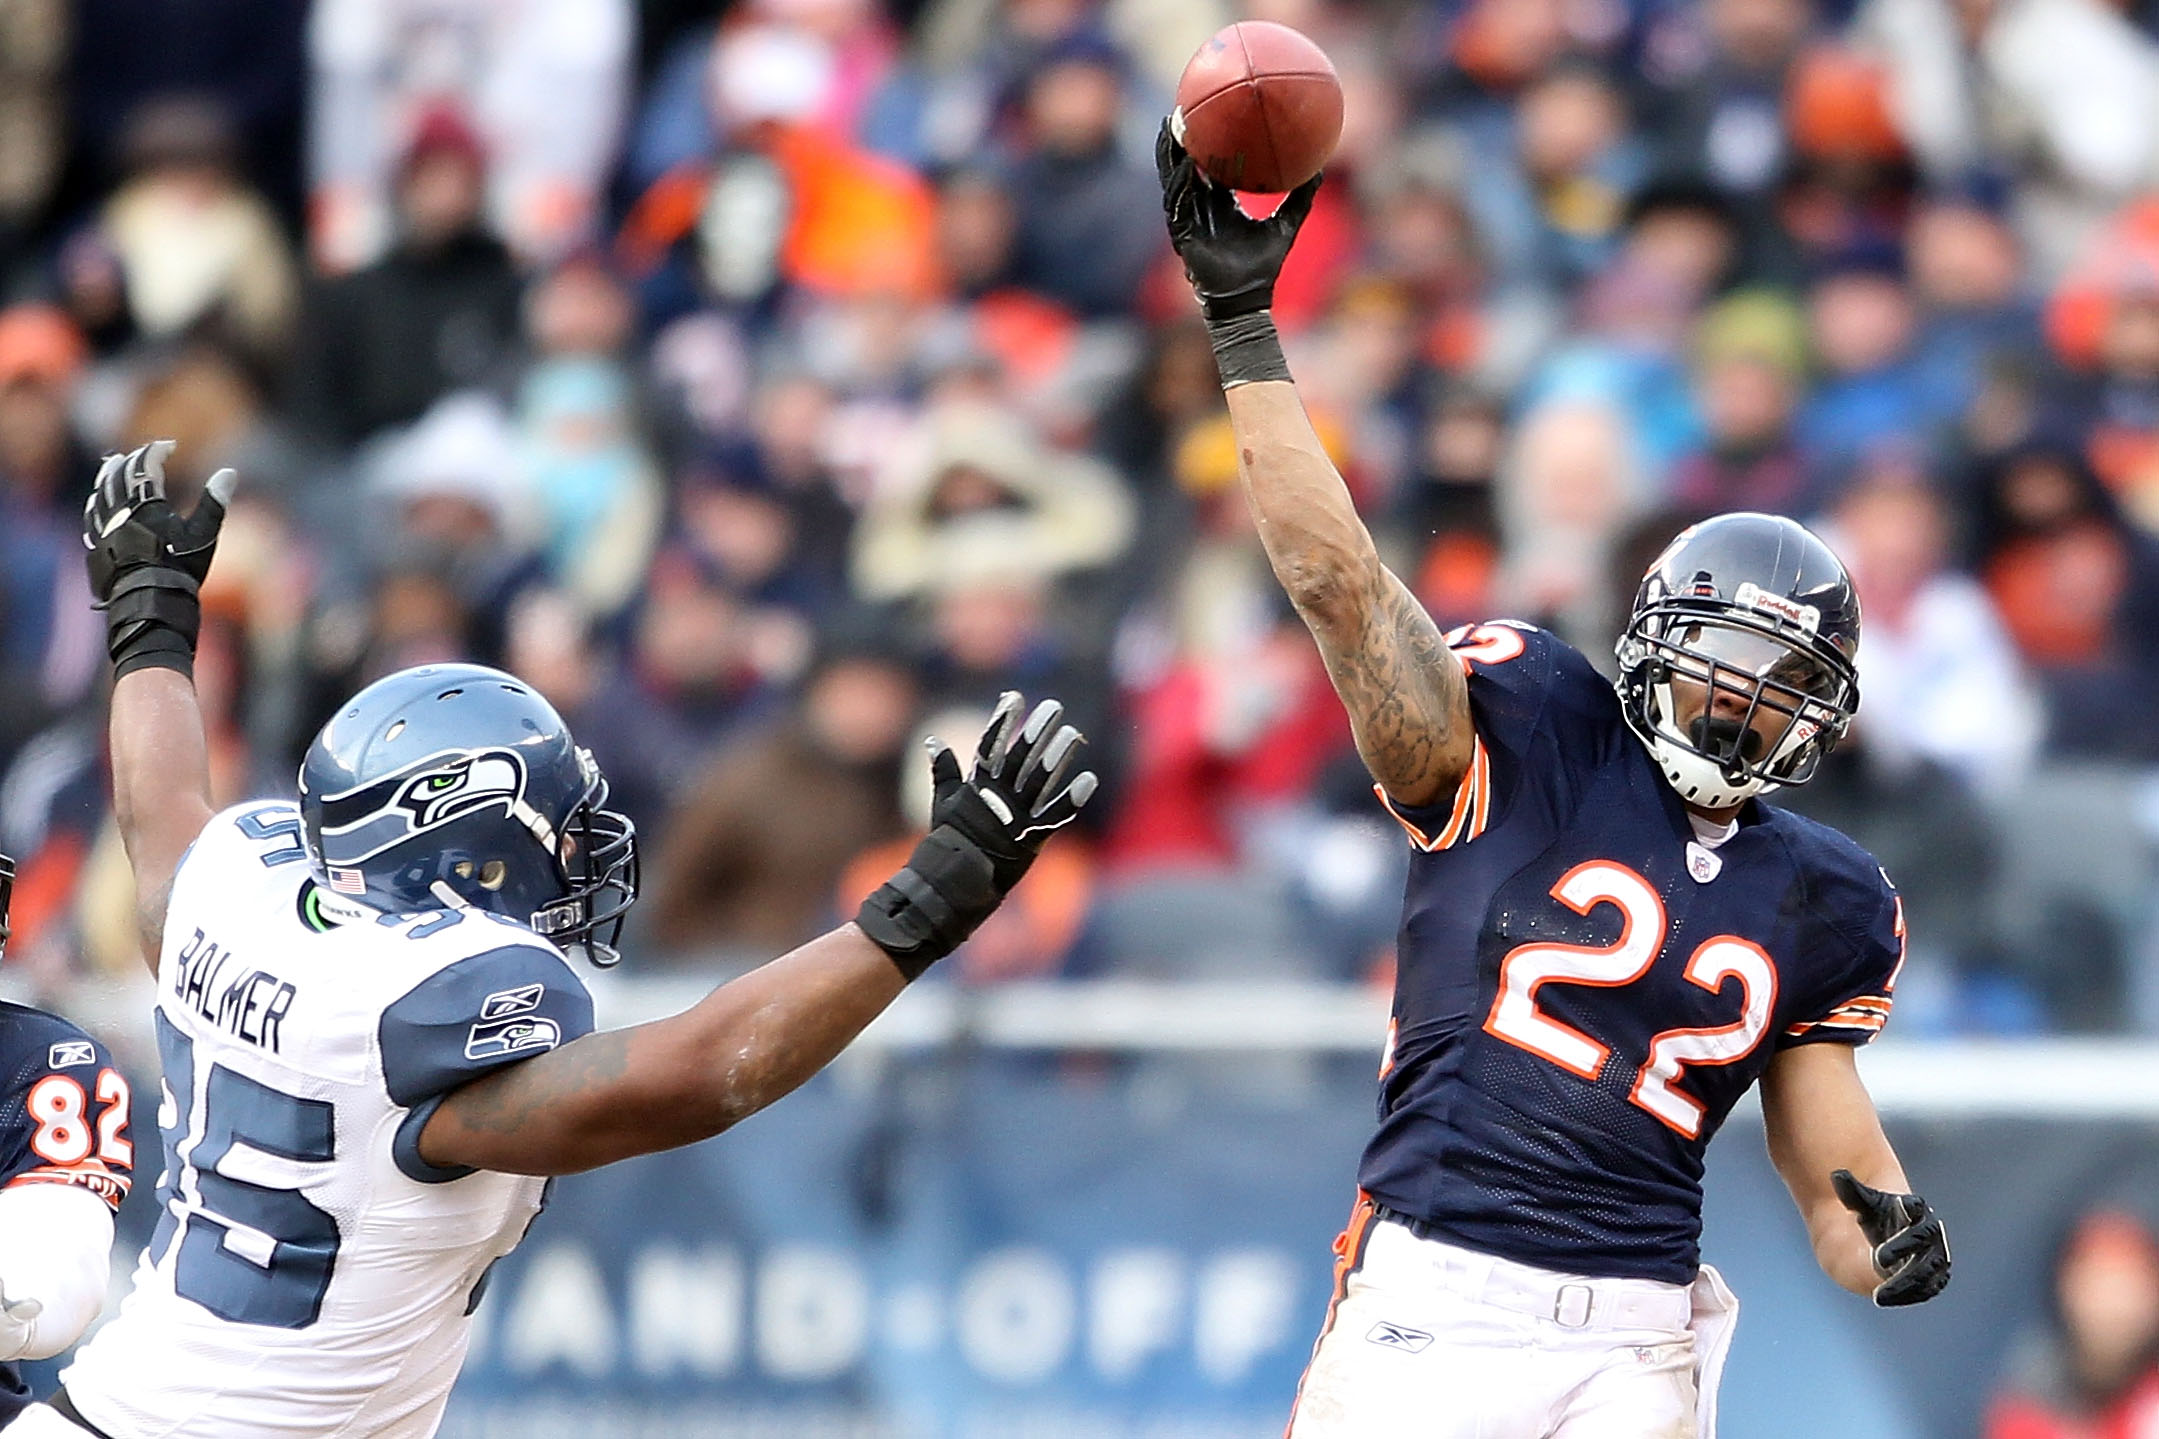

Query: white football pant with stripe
left=1287, top=1204, right=1739, bottom=1439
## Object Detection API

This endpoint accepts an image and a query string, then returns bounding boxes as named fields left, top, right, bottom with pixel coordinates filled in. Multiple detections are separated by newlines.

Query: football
left=1171, top=21, right=1343, bottom=193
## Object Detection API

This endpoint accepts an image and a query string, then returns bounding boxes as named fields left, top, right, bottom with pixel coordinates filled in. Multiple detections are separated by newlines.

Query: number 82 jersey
left=59, top=802, right=595, bottom=1438
left=1363, top=623, right=1904, bottom=1286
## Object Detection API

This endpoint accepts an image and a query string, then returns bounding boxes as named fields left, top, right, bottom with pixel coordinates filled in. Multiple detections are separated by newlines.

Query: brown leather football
left=1172, top=21, right=1343, bottom=193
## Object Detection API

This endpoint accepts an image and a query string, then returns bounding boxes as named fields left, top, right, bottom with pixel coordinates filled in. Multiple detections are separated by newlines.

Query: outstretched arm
left=420, top=692, right=1097, bottom=1175
left=82, top=443, right=233, bottom=972
left=1158, top=125, right=1472, bottom=807
left=420, top=923, right=903, bottom=1173
left=1760, top=1041, right=1950, bottom=1305
left=109, top=671, right=215, bottom=969
left=1223, top=383, right=1472, bottom=805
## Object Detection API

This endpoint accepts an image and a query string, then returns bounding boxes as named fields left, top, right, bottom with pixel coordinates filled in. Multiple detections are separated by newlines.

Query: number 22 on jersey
left=1483, top=861, right=1777, bottom=1138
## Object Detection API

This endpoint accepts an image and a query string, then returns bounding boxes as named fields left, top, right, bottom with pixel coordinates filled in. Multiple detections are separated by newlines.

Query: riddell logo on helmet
left=1732, top=582, right=1820, bottom=633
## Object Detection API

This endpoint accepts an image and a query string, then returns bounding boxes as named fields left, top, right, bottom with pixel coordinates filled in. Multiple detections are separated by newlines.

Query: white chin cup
left=1646, top=732, right=1775, bottom=809
left=1639, top=674, right=1819, bottom=808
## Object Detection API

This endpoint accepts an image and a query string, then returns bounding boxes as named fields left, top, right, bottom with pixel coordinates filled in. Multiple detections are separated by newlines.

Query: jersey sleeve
left=1778, top=865, right=1904, bottom=1048
left=377, top=943, right=596, bottom=1183
left=1374, top=621, right=1627, bottom=852
left=0, top=1012, right=134, bottom=1212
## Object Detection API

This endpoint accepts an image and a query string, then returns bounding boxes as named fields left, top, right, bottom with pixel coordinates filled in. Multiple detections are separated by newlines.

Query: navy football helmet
left=297, top=664, right=639, bottom=965
left=1615, top=513, right=1861, bottom=809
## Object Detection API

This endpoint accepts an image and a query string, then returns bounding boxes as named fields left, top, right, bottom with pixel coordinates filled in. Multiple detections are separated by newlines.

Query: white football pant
left=1286, top=1199, right=1739, bottom=1439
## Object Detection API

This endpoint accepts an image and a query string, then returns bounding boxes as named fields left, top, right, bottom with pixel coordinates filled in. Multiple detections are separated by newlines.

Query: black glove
left=856, top=691, right=1097, bottom=979
left=82, top=440, right=234, bottom=681
left=1156, top=118, right=1321, bottom=387
left=1831, top=1169, right=1951, bottom=1307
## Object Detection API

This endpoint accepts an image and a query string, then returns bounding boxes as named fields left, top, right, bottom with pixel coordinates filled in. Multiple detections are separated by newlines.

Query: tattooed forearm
left=1217, top=383, right=1474, bottom=807
left=1311, top=566, right=1472, bottom=807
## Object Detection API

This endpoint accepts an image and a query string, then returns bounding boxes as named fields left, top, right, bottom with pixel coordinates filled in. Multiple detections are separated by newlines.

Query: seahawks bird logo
left=317, top=748, right=530, bottom=862
left=393, top=752, right=526, bottom=829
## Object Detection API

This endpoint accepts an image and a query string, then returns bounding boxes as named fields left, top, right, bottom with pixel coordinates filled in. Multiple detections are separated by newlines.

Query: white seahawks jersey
left=60, top=801, right=594, bottom=1438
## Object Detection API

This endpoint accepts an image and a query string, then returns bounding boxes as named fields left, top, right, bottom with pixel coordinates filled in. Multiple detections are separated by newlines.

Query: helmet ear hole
left=478, top=859, right=508, bottom=891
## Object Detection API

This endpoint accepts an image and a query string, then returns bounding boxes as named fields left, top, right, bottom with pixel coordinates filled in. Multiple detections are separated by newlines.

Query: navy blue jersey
left=0, top=1002, right=134, bottom=1426
left=1362, top=622, right=1902, bottom=1286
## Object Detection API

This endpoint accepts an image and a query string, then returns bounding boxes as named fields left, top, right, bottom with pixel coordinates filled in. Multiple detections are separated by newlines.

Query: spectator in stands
left=1796, top=245, right=1941, bottom=477
left=1494, top=394, right=1647, bottom=656
left=1394, top=384, right=1505, bottom=628
left=1671, top=289, right=1815, bottom=515
left=1907, top=192, right=2042, bottom=432
left=0, top=0, right=68, bottom=289
left=1772, top=45, right=1917, bottom=276
left=643, top=641, right=915, bottom=963
left=0, top=306, right=97, bottom=751
left=1971, top=438, right=2159, bottom=759
left=1465, top=61, right=1642, bottom=295
left=95, top=95, right=298, bottom=362
left=2054, top=263, right=2159, bottom=530
left=1859, top=0, right=2159, bottom=283
left=292, top=107, right=524, bottom=448
left=515, top=325, right=663, bottom=620
left=851, top=396, right=1134, bottom=607
left=307, top=0, right=632, bottom=270
left=1987, top=1206, right=2159, bottom=1437
left=1002, top=32, right=1164, bottom=319
left=353, top=391, right=542, bottom=676
left=1641, top=0, right=1817, bottom=200
left=1824, top=459, right=2041, bottom=790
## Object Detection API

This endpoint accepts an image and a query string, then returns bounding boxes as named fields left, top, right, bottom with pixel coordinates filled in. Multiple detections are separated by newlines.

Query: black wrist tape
left=103, top=568, right=201, bottom=681
left=1206, top=310, right=1290, bottom=388
left=855, top=825, right=1001, bottom=979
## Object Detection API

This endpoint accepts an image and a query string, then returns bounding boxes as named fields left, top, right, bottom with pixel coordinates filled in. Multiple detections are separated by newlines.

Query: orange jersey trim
left=5, top=1159, right=131, bottom=1211
left=1375, top=736, right=1491, bottom=852
left=1785, top=993, right=1894, bottom=1038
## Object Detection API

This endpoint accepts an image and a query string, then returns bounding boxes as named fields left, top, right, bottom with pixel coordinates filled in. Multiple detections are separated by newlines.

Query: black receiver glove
left=1155, top=118, right=1321, bottom=387
left=1831, top=1169, right=1952, bottom=1307
left=82, top=440, right=234, bottom=681
left=857, top=691, right=1098, bottom=980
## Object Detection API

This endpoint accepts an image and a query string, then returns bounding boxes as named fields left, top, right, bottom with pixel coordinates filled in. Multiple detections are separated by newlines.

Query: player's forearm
left=0, top=1185, right=115, bottom=1361
left=108, top=668, right=215, bottom=963
left=1224, top=381, right=1384, bottom=629
left=1224, top=383, right=1471, bottom=805
left=647, top=922, right=907, bottom=1148
left=1762, top=1044, right=1910, bottom=1296
left=422, top=924, right=905, bottom=1175
left=1807, top=1203, right=1886, bottom=1296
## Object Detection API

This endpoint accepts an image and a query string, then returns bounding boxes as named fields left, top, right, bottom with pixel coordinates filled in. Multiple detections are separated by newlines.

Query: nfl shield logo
left=1686, top=842, right=1723, bottom=885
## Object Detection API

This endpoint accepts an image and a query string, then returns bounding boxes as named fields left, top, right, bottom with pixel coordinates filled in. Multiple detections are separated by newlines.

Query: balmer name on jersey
left=170, top=928, right=298, bottom=1055
left=1364, top=622, right=1903, bottom=1286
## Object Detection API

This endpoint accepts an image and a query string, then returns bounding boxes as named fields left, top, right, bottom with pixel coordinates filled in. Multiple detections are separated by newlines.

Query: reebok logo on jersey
left=1365, top=1321, right=1433, bottom=1353
left=48, top=1040, right=96, bottom=1068
left=479, top=983, right=546, bottom=1021
left=465, top=1015, right=562, bottom=1061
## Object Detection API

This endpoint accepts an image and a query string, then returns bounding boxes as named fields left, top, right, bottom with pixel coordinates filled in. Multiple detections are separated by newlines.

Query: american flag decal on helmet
left=329, top=866, right=367, bottom=895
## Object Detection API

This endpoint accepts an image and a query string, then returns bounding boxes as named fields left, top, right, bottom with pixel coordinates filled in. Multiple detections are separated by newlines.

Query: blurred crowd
left=2, top=0, right=2159, bottom=1033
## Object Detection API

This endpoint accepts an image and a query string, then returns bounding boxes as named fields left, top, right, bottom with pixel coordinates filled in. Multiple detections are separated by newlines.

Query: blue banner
left=433, top=1056, right=2156, bottom=1438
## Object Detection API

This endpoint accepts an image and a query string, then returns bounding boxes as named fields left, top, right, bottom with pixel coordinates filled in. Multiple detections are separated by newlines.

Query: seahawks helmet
left=297, top=664, right=639, bottom=965
left=1616, top=513, right=1861, bottom=809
